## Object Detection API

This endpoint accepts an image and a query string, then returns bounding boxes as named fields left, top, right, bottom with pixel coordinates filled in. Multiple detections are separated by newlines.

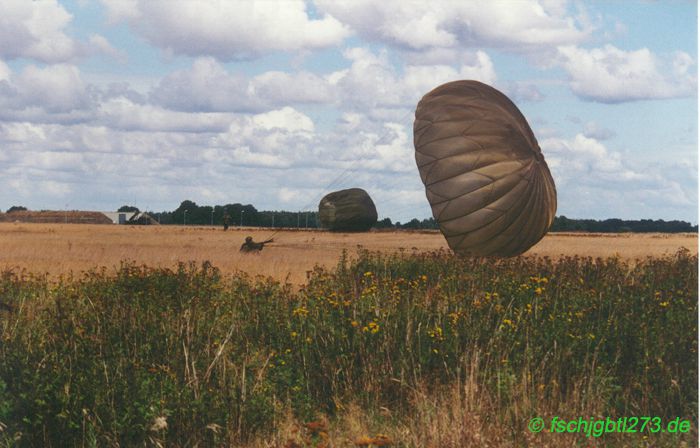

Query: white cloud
left=192, top=107, right=321, bottom=170
left=150, top=58, right=257, bottom=112
left=541, top=134, right=695, bottom=218
left=0, top=0, right=77, bottom=62
left=582, top=121, right=616, bottom=140
left=251, top=107, right=315, bottom=133
left=12, top=64, right=92, bottom=113
left=150, top=49, right=496, bottom=116
left=100, top=0, right=351, bottom=59
left=151, top=58, right=334, bottom=112
left=332, top=47, right=497, bottom=111
left=403, top=51, right=497, bottom=96
left=501, top=81, right=545, bottom=102
left=0, top=1, right=692, bottom=223
left=249, top=71, right=333, bottom=104
left=87, top=34, right=128, bottom=62
left=558, top=45, right=697, bottom=102
left=544, top=134, right=637, bottom=179
left=278, top=187, right=306, bottom=204
left=102, top=0, right=139, bottom=22
left=0, top=60, right=10, bottom=82
left=316, top=0, right=589, bottom=55
left=97, top=97, right=235, bottom=133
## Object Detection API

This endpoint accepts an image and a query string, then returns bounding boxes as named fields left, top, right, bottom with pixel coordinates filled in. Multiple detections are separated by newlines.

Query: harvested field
left=0, top=222, right=695, bottom=284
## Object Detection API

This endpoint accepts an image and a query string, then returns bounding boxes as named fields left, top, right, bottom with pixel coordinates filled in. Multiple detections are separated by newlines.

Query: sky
left=0, top=0, right=697, bottom=223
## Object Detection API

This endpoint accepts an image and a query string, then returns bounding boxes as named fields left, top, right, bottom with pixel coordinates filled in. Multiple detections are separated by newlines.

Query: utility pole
left=183, top=210, right=187, bottom=226
left=240, top=210, right=245, bottom=227
left=211, top=209, right=214, bottom=226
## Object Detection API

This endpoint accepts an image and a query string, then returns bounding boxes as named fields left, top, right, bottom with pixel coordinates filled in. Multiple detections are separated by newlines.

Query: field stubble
left=0, top=223, right=697, bottom=446
left=0, top=243, right=696, bottom=447
left=0, top=223, right=696, bottom=285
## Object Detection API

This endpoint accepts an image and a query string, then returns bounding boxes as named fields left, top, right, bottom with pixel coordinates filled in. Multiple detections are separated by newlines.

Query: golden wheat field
left=0, top=222, right=696, bottom=284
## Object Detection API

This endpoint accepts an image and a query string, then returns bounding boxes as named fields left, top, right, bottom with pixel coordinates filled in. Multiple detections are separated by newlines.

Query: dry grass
left=1, top=236, right=695, bottom=447
left=0, top=222, right=696, bottom=285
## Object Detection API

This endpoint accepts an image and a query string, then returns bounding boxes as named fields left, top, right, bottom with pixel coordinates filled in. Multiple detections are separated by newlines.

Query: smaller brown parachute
left=414, top=80, right=557, bottom=256
left=318, top=188, right=378, bottom=232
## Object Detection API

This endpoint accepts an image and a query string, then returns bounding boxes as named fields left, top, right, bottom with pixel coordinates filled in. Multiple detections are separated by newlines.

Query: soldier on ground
left=240, top=236, right=274, bottom=253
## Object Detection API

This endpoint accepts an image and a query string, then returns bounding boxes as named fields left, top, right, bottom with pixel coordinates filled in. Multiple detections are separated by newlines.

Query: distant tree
left=169, top=200, right=262, bottom=226
left=6, top=206, right=27, bottom=213
left=374, top=217, right=395, bottom=229
left=419, top=217, right=439, bottom=229
left=173, top=200, right=199, bottom=225
left=402, top=218, right=421, bottom=229
left=117, top=205, right=140, bottom=213
left=549, top=215, right=697, bottom=233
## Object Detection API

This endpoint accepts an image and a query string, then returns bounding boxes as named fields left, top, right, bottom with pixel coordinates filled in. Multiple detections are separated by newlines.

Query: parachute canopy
left=413, top=80, right=557, bottom=256
left=318, top=188, right=378, bottom=232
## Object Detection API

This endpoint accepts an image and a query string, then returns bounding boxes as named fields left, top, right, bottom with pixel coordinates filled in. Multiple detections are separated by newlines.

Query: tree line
left=141, top=201, right=443, bottom=230
left=5, top=202, right=697, bottom=233
left=140, top=201, right=321, bottom=228
left=140, top=201, right=698, bottom=233
left=549, top=216, right=698, bottom=233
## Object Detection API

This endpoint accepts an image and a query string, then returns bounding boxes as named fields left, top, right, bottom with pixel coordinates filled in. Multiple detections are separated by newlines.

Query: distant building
left=102, top=211, right=158, bottom=225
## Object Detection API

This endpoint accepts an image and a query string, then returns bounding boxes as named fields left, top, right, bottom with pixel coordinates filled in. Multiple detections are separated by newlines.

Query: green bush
left=0, top=250, right=696, bottom=446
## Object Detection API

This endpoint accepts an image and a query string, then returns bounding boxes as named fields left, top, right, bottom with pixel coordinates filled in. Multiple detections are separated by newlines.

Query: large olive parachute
left=413, top=80, right=557, bottom=257
left=318, top=188, right=378, bottom=232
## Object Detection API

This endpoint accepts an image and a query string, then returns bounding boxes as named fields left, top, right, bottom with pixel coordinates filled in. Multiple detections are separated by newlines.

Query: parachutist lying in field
left=240, top=236, right=274, bottom=253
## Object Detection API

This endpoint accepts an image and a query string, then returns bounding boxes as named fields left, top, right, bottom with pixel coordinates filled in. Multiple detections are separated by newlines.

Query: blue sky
left=0, top=0, right=696, bottom=223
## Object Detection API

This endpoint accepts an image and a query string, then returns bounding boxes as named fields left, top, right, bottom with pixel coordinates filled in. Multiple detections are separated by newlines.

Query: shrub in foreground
left=0, top=250, right=696, bottom=446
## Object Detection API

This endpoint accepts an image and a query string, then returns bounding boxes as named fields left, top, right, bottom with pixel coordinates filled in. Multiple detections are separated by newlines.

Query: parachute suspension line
left=261, top=107, right=415, bottom=241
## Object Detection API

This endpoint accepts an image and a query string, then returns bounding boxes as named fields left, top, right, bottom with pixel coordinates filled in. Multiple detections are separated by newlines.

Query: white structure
left=102, top=211, right=158, bottom=225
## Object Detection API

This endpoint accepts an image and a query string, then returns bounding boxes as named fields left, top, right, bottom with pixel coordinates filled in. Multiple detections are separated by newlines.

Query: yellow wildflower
left=428, top=326, right=444, bottom=341
left=292, top=306, right=309, bottom=317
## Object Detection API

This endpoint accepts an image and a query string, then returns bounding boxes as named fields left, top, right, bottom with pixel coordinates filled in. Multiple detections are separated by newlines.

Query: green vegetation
left=550, top=216, right=698, bottom=233
left=0, top=250, right=696, bottom=446
left=4, top=206, right=27, bottom=214
left=155, top=200, right=319, bottom=228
